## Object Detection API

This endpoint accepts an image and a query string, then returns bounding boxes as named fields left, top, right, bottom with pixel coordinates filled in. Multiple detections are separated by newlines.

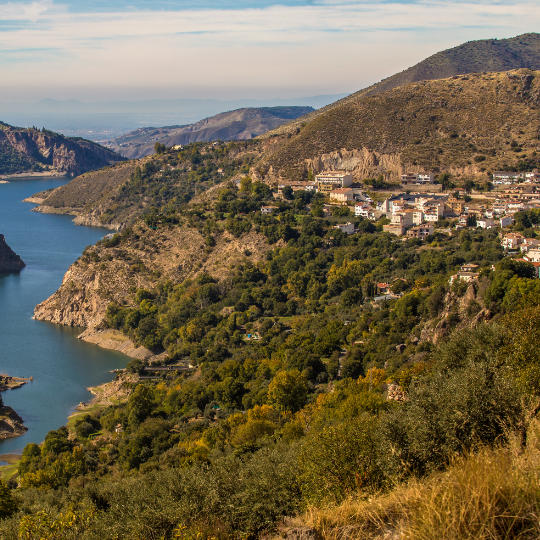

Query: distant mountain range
left=0, top=123, right=124, bottom=177
left=106, top=106, right=315, bottom=159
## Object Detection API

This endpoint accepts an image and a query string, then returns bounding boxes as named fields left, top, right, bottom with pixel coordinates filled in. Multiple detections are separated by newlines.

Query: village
left=262, top=169, right=540, bottom=280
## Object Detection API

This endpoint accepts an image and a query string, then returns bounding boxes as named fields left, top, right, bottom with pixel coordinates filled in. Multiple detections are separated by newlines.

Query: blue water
left=0, top=177, right=127, bottom=453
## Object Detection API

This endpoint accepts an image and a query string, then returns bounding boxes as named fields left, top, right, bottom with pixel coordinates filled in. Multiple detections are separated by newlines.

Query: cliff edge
left=0, top=234, right=25, bottom=274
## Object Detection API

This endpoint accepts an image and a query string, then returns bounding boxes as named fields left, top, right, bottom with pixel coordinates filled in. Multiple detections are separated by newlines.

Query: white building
left=477, top=218, right=495, bottom=229
left=492, top=171, right=523, bottom=184
left=524, top=249, right=540, bottom=263
left=316, top=171, right=353, bottom=193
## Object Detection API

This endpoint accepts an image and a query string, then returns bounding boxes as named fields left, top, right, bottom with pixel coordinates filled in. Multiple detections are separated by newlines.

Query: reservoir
left=0, top=177, right=127, bottom=453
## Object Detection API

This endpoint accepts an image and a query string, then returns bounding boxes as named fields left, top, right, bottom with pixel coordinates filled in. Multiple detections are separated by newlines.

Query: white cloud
left=0, top=1, right=538, bottom=97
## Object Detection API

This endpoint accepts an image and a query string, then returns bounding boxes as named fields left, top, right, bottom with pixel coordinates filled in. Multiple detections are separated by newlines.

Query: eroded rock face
left=34, top=224, right=275, bottom=332
left=0, top=234, right=25, bottom=274
left=0, top=394, right=27, bottom=440
left=0, top=123, right=125, bottom=176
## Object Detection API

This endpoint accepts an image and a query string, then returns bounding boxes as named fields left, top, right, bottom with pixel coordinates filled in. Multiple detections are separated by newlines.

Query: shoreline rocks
left=0, top=234, right=25, bottom=274
left=0, top=394, right=27, bottom=440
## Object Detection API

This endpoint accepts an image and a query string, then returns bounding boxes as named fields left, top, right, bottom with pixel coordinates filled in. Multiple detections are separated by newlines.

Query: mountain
left=260, top=69, right=540, bottom=181
left=107, top=106, right=314, bottom=159
left=0, top=234, right=25, bottom=274
left=359, top=32, right=540, bottom=98
left=271, top=32, right=540, bottom=136
left=0, top=122, right=125, bottom=177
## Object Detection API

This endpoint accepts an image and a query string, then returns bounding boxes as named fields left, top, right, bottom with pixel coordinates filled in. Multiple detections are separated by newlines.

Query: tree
left=267, top=369, right=309, bottom=412
left=127, top=385, right=154, bottom=428
left=154, top=142, right=166, bottom=154
left=282, top=186, right=294, bottom=200
left=0, top=481, right=17, bottom=518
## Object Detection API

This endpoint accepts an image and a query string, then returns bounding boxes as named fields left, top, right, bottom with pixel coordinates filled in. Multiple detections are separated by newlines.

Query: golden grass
left=284, top=421, right=540, bottom=540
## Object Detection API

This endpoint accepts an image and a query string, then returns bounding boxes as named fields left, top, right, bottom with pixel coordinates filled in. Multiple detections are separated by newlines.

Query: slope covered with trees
left=1, top=169, right=539, bottom=538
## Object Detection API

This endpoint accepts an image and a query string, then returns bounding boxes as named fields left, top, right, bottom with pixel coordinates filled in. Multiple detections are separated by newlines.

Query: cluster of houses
left=501, top=232, right=540, bottom=278
left=267, top=169, right=540, bottom=240
left=492, top=170, right=540, bottom=185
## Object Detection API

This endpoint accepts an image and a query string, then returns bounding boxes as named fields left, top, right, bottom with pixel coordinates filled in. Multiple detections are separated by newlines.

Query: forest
left=1, top=163, right=539, bottom=539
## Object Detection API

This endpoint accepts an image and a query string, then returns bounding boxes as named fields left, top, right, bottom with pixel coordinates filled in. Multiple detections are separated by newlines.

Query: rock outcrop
left=0, top=394, right=27, bottom=440
left=34, top=223, right=275, bottom=342
left=0, top=234, right=25, bottom=274
left=0, top=122, right=125, bottom=176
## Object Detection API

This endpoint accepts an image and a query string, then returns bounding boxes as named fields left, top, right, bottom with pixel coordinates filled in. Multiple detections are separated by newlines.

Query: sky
left=0, top=1, right=539, bottom=103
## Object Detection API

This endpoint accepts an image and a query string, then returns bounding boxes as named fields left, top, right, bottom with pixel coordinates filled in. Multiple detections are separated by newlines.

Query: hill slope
left=361, top=32, right=540, bottom=98
left=269, top=32, right=540, bottom=136
left=261, top=69, right=540, bottom=181
left=108, top=106, right=314, bottom=159
left=0, top=123, right=125, bottom=177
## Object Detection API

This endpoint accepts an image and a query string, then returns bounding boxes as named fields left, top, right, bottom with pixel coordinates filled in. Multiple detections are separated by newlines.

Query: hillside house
left=391, top=210, right=415, bottom=229
left=446, top=196, right=464, bottom=215
left=477, top=218, right=495, bottom=229
left=501, top=233, right=524, bottom=250
left=260, top=205, right=278, bottom=215
left=524, top=170, right=540, bottom=183
left=316, top=171, right=353, bottom=193
left=406, top=224, right=434, bottom=239
left=521, top=238, right=540, bottom=253
left=493, top=171, right=524, bottom=185
left=329, top=188, right=355, bottom=203
left=449, top=263, right=480, bottom=284
left=524, top=249, right=540, bottom=263
left=400, top=173, right=434, bottom=185
left=376, top=282, right=391, bottom=295
left=334, top=222, right=355, bottom=234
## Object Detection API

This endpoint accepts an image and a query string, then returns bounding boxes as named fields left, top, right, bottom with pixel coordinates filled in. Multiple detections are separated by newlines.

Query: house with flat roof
left=315, top=171, right=353, bottom=193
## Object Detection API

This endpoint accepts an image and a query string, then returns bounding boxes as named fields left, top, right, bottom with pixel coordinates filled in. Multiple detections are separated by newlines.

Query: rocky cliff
left=0, top=122, right=125, bottom=176
left=0, top=394, right=27, bottom=440
left=0, top=234, right=25, bottom=274
left=34, top=220, right=274, bottom=339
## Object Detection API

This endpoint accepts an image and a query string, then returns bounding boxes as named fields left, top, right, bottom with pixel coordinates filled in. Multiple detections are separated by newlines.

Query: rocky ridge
left=0, top=389, right=27, bottom=441
left=0, top=122, right=125, bottom=177
left=33, top=222, right=275, bottom=356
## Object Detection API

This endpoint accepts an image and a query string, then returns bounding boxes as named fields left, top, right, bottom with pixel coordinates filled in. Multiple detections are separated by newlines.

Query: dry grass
left=282, top=420, right=540, bottom=540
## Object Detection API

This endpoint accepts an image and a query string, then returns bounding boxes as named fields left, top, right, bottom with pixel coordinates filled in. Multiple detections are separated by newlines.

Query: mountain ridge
left=107, top=106, right=314, bottom=159
left=267, top=32, right=540, bottom=136
left=0, top=122, right=125, bottom=177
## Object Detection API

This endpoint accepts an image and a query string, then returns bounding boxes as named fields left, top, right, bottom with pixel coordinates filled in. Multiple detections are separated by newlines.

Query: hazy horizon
left=1, top=0, right=538, bottom=140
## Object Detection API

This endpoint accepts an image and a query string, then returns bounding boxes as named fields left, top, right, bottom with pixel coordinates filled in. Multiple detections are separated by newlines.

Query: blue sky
left=0, top=0, right=538, bottom=102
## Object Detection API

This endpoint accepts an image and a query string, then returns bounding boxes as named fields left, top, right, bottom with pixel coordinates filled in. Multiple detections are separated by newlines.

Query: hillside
left=30, top=140, right=261, bottom=228
left=269, top=32, right=540, bottom=136
left=260, top=69, right=540, bottom=181
left=108, top=106, right=314, bottom=159
left=0, top=122, right=124, bottom=177
left=6, top=174, right=538, bottom=538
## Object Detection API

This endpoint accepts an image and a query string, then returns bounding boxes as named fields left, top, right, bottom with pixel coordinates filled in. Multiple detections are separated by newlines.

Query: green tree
left=267, top=369, right=309, bottom=412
